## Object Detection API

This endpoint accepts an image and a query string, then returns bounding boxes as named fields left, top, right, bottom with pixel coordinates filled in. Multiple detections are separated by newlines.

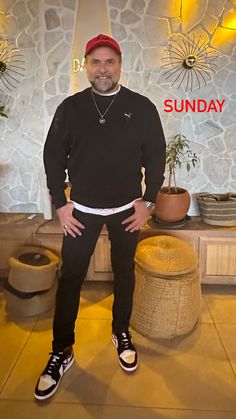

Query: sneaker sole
left=34, top=356, right=75, bottom=401
left=112, top=335, right=138, bottom=372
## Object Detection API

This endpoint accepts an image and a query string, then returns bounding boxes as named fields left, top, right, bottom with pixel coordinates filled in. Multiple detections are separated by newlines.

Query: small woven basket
left=131, top=235, right=201, bottom=339
left=197, top=192, right=236, bottom=226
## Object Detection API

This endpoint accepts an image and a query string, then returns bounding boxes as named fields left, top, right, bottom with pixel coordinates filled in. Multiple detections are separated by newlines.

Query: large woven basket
left=197, top=192, right=236, bottom=226
left=131, top=235, right=201, bottom=339
left=8, top=246, right=59, bottom=292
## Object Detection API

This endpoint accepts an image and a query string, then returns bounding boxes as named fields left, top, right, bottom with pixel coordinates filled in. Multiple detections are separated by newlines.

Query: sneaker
left=34, top=349, right=74, bottom=401
left=112, top=331, right=138, bottom=372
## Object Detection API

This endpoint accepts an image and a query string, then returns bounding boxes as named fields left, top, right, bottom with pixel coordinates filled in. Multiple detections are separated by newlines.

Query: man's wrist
left=143, top=200, right=155, bottom=213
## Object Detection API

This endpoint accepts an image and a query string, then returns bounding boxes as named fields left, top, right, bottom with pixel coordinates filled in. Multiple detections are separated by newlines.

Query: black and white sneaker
left=112, top=331, right=138, bottom=372
left=34, top=349, right=74, bottom=401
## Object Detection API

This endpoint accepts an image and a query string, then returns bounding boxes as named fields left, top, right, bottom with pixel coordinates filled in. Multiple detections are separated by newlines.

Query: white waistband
left=72, top=198, right=141, bottom=216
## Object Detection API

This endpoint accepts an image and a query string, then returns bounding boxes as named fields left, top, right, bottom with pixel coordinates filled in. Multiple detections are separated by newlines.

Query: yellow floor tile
left=1, top=400, right=236, bottom=419
left=203, top=285, right=236, bottom=323
left=0, top=295, right=38, bottom=393
left=79, top=281, right=113, bottom=320
left=1, top=282, right=236, bottom=416
left=215, top=323, right=236, bottom=376
left=1, top=317, right=236, bottom=412
left=200, top=294, right=213, bottom=323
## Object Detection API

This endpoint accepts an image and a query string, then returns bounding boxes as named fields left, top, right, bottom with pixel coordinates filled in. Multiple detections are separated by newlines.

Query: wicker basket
left=4, top=246, right=59, bottom=317
left=3, top=279, right=57, bottom=317
left=8, top=246, right=59, bottom=292
left=197, top=192, right=236, bottom=226
left=131, top=236, right=201, bottom=339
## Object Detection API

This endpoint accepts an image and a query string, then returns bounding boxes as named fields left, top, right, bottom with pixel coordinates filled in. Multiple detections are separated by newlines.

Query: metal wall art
left=0, top=40, right=25, bottom=92
left=228, top=0, right=236, bottom=8
left=161, top=34, right=220, bottom=92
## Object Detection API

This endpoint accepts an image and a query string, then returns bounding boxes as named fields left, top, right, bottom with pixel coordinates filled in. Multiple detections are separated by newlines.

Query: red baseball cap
left=85, top=34, right=122, bottom=57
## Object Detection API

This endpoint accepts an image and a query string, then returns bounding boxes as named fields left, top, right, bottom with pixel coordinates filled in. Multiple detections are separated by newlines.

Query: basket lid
left=135, top=235, right=198, bottom=275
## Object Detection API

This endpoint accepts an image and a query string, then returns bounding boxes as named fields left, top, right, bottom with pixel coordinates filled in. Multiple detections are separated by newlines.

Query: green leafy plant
left=0, top=105, right=7, bottom=118
left=166, top=133, right=199, bottom=193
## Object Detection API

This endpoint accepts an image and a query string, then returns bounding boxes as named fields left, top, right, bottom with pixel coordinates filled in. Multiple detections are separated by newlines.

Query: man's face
left=85, top=46, right=122, bottom=94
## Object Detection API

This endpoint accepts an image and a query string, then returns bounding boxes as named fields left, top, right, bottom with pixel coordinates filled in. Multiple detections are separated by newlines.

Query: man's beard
left=89, top=75, right=119, bottom=93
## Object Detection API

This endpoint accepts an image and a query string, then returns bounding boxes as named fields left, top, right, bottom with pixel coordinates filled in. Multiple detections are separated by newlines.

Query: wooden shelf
left=2, top=213, right=235, bottom=283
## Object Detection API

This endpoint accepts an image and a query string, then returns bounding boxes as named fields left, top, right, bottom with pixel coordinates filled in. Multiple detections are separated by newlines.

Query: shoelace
left=44, top=352, right=64, bottom=376
left=119, top=332, right=132, bottom=351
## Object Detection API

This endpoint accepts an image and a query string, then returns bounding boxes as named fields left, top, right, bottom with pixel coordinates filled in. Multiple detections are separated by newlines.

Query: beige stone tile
left=1, top=401, right=236, bottom=419
left=203, top=285, right=236, bottom=324
left=0, top=294, right=38, bottom=393
left=79, top=281, right=113, bottom=320
left=216, top=323, right=236, bottom=376
left=200, top=294, right=213, bottom=323
left=28, top=280, right=113, bottom=333
left=35, top=281, right=113, bottom=324
left=2, top=317, right=236, bottom=412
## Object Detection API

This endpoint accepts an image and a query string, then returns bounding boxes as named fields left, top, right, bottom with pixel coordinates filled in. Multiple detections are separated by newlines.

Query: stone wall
left=0, top=0, right=77, bottom=212
left=0, top=0, right=236, bottom=214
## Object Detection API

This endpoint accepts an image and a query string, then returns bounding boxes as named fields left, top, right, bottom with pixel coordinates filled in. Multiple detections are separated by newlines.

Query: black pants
left=52, top=207, right=140, bottom=352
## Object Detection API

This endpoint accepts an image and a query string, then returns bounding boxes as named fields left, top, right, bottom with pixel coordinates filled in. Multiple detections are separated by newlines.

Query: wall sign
left=164, top=99, right=225, bottom=113
left=72, top=58, right=85, bottom=73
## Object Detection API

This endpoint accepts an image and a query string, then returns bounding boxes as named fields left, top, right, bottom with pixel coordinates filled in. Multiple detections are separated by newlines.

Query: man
left=34, top=34, right=166, bottom=401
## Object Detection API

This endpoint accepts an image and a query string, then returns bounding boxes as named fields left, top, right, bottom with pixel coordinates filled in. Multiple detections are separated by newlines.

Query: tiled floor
left=1, top=281, right=236, bottom=419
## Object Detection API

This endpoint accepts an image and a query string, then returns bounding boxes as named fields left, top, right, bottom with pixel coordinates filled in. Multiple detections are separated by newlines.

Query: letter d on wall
left=71, top=0, right=111, bottom=93
left=73, top=59, right=80, bottom=73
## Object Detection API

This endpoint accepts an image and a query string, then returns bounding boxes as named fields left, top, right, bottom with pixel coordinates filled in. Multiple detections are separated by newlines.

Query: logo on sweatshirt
left=124, top=113, right=132, bottom=119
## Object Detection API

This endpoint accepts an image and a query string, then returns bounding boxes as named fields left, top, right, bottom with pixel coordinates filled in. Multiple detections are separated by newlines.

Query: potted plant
left=155, top=133, right=199, bottom=223
left=0, top=104, right=7, bottom=118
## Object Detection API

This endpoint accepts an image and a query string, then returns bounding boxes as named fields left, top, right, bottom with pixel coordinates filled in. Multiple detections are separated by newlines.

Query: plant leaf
left=0, top=105, right=8, bottom=118
left=166, top=133, right=199, bottom=188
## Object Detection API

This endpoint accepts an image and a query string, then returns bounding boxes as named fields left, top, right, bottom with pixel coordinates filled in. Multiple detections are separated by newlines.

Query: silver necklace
left=91, top=88, right=119, bottom=124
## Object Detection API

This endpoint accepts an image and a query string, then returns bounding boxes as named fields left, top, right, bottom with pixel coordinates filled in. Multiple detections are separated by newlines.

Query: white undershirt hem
left=71, top=198, right=142, bottom=216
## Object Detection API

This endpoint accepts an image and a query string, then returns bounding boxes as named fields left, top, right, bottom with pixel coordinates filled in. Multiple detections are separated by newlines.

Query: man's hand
left=56, top=202, right=85, bottom=237
left=121, top=199, right=152, bottom=232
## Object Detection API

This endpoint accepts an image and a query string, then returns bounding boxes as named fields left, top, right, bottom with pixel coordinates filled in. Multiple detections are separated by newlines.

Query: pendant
left=99, top=117, right=106, bottom=124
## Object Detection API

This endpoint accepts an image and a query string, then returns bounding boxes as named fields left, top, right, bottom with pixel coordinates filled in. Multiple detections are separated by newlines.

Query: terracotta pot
left=155, top=187, right=190, bottom=222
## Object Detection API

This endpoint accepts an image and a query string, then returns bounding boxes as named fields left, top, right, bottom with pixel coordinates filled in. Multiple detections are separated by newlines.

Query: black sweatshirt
left=44, top=86, right=166, bottom=209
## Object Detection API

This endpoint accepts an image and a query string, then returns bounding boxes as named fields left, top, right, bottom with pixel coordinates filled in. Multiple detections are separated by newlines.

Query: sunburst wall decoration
left=161, top=34, right=220, bottom=92
left=0, top=40, right=25, bottom=92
